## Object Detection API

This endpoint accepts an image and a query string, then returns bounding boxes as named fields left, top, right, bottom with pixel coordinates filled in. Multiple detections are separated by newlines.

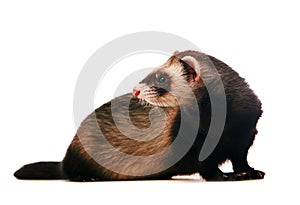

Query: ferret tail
left=14, top=161, right=66, bottom=180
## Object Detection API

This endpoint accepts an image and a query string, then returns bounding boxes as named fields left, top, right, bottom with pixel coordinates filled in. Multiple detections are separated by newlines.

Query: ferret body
left=14, top=50, right=264, bottom=181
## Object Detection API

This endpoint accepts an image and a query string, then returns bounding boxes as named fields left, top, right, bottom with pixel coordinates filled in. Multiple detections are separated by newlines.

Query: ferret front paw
left=227, top=169, right=265, bottom=181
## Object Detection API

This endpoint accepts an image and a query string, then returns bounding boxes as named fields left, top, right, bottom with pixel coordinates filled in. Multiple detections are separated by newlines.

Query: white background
left=1, top=0, right=299, bottom=204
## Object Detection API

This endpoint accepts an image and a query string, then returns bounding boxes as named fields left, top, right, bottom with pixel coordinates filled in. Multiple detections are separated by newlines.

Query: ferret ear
left=173, top=50, right=180, bottom=55
left=181, top=56, right=201, bottom=82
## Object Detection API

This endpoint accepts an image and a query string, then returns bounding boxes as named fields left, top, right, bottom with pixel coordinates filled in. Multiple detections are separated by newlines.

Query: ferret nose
left=133, top=88, right=140, bottom=97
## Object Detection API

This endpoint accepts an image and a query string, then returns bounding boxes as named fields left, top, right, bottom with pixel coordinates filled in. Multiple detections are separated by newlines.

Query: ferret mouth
left=134, top=95, right=157, bottom=106
left=133, top=88, right=154, bottom=104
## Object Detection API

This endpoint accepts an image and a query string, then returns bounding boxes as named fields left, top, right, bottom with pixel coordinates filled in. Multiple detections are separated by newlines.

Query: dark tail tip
left=14, top=161, right=65, bottom=180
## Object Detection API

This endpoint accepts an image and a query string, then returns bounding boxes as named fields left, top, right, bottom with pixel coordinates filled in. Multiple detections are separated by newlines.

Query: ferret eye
left=157, top=74, right=167, bottom=84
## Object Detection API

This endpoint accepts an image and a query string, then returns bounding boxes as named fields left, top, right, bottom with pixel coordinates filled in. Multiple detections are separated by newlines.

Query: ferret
left=14, top=50, right=264, bottom=181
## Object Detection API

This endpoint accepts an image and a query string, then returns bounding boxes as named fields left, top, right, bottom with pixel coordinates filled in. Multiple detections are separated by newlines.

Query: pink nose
left=133, top=89, right=140, bottom=97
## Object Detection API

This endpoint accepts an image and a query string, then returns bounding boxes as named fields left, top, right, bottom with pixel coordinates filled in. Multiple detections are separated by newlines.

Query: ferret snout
left=133, top=88, right=140, bottom=97
left=133, top=83, right=146, bottom=98
left=133, top=85, right=142, bottom=97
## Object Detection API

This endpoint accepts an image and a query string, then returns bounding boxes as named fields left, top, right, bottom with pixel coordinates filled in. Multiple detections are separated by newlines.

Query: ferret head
left=133, top=51, right=204, bottom=107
